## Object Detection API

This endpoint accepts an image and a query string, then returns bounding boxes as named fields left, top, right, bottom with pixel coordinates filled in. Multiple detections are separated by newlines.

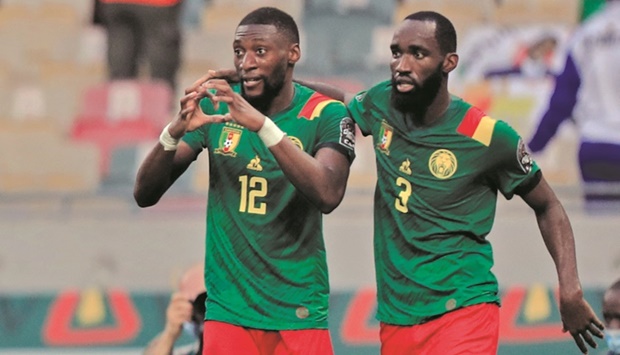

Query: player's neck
left=406, top=89, right=451, bottom=129
left=264, top=80, right=295, bottom=117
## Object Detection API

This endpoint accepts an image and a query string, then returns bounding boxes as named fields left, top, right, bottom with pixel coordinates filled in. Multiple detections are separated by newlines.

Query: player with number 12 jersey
left=182, top=82, right=355, bottom=331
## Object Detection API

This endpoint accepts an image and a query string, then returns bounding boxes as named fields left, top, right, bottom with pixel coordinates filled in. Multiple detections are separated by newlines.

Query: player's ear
left=442, top=52, right=458, bottom=73
left=288, top=43, right=300, bottom=66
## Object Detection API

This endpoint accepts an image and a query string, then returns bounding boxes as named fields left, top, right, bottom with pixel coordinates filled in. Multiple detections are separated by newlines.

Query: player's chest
left=206, top=122, right=317, bottom=170
left=371, top=122, right=488, bottom=185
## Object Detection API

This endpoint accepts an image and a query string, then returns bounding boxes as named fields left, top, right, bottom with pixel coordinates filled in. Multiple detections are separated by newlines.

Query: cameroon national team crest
left=428, top=149, right=457, bottom=179
left=215, top=127, right=242, bottom=156
left=377, top=121, right=394, bottom=155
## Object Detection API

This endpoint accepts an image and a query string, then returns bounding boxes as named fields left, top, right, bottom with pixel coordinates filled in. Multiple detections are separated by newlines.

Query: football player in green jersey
left=134, top=7, right=355, bottom=355
left=299, top=10, right=604, bottom=355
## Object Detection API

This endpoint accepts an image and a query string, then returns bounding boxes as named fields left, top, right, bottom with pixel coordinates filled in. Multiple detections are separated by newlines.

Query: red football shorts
left=380, top=303, right=500, bottom=355
left=202, top=320, right=334, bottom=355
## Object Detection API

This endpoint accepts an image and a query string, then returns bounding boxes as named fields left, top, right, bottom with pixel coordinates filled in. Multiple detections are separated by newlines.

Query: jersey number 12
left=239, top=175, right=267, bottom=215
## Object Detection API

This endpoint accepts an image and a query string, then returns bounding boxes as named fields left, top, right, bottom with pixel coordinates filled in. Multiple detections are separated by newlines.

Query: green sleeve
left=491, top=120, right=540, bottom=199
left=315, top=101, right=356, bottom=162
left=347, top=90, right=372, bottom=135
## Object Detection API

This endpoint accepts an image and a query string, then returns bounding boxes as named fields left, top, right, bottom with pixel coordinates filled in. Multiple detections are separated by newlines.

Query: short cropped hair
left=405, top=11, right=457, bottom=54
left=238, top=7, right=300, bottom=44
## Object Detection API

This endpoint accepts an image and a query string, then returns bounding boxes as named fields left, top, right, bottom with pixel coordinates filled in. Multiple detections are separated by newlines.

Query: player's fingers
left=571, top=332, right=588, bottom=354
left=179, top=92, right=198, bottom=107
left=208, top=114, right=229, bottom=123
left=212, top=95, right=234, bottom=104
left=580, top=330, right=597, bottom=349
left=591, top=318, right=605, bottom=333
left=209, top=68, right=239, bottom=83
left=587, top=323, right=604, bottom=339
left=186, top=72, right=215, bottom=94
left=180, top=105, right=194, bottom=117
left=204, top=79, right=233, bottom=94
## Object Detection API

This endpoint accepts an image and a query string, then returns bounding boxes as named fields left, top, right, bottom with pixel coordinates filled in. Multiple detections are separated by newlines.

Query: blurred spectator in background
left=528, top=0, right=620, bottom=204
left=144, top=263, right=205, bottom=355
left=180, top=0, right=209, bottom=30
left=484, top=34, right=559, bottom=79
left=97, top=0, right=183, bottom=92
left=301, top=0, right=395, bottom=75
left=603, top=278, right=620, bottom=355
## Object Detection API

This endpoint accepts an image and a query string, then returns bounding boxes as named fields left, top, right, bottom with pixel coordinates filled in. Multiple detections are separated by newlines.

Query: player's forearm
left=535, top=200, right=583, bottom=295
left=134, top=144, right=181, bottom=207
left=270, top=139, right=349, bottom=213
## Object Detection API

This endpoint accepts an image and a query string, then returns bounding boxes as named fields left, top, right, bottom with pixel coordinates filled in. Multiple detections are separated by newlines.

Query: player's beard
left=241, top=62, right=287, bottom=114
left=391, top=63, right=443, bottom=115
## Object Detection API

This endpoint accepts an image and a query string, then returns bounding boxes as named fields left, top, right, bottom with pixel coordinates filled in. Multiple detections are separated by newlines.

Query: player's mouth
left=394, top=78, right=416, bottom=93
left=242, top=77, right=263, bottom=90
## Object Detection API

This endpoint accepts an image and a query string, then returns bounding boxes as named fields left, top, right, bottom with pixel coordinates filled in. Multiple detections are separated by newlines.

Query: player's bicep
left=315, top=147, right=351, bottom=187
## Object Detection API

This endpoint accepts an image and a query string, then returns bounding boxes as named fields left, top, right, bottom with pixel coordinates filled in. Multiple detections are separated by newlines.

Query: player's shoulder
left=349, top=80, right=391, bottom=112
left=294, top=83, right=347, bottom=120
left=452, top=97, right=517, bottom=146
left=356, top=79, right=391, bottom=101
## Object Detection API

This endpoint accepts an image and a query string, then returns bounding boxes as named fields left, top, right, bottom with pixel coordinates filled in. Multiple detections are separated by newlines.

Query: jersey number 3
left=239, top=175, right=267, bottom=215
left=395, top=177, right=412, bottom=213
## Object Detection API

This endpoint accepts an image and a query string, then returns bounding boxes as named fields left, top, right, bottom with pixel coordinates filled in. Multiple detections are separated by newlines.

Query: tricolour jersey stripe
left=457, top=107, right=497, bottom=146
left=297, top=92, right=339, bottom=121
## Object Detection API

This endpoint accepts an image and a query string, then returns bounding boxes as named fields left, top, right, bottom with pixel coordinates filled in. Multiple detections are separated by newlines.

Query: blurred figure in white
left=528, top=0, right=620, bottom=205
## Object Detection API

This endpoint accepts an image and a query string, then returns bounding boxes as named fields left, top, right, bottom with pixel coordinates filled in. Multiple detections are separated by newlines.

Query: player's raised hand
left=203, top=79, right=265, bottom=132
left=185, top=69, right=239, bottom=95
left=167, top=85, right=229, bottom=139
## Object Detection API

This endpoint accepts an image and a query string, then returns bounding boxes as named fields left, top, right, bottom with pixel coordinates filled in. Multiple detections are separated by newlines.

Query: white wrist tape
left=257, top=117, right=285, bottom=148
left=159, top=123, right=180, bottom=151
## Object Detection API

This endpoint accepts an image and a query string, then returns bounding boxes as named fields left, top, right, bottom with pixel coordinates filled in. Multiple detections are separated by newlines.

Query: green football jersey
left=349, top=80, right=540, bottom=326
left=182, top=83, right=355, bottom=330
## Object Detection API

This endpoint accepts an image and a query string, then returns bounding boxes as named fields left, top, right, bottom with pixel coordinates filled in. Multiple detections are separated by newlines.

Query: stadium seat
left=70, top=80, right=173, bottom=178
left=0, top=120, right=99, bottom=194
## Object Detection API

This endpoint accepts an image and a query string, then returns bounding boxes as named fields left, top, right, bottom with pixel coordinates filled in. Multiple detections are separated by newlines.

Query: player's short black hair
left=404, top=11, right=457, bottom=54
left=238, top=7, right=300, bottom=44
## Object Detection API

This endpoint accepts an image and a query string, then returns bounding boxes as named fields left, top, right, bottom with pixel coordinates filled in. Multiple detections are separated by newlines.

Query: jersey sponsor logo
left=340, top=117, right=355, bottom=150
left=215, top=127, right=242, bottom=156
left=399, top=159, right=412, bottom=175
left=377, top=121, right=394, bottom=155
left=457, top=107, right=497, bottom=146
left=428, top=149, right=457, bottom=179
left=298, top=92, right=340, bottom=120
left=288, top=136, right=304, bottom=150
left=517, top=138, right=533, bottom=173
left=247, top=155, right=263, bottom=171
